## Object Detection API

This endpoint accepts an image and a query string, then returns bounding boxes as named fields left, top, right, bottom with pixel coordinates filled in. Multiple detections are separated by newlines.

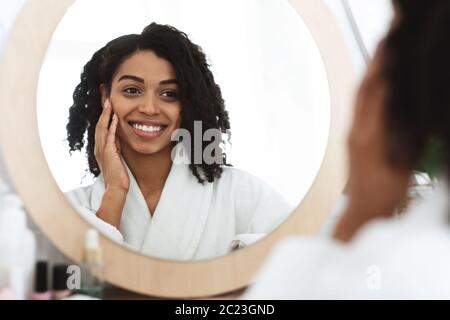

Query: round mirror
left=37, top=0, right=330, bottom=261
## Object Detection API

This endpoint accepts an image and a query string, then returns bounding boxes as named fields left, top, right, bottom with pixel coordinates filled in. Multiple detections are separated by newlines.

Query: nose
left=137, top=95, right=160, bottom=115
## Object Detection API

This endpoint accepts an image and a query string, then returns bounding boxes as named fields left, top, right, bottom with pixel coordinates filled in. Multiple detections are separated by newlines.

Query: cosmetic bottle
left=0, top=287, right=16, bottom=300
left=31, top=261, right=51, bottom=300
left=52, top=264, right=72, bottom=300
left=79, top=229, right=104, bottom=299
left=0, top=193, right=36, bottom=299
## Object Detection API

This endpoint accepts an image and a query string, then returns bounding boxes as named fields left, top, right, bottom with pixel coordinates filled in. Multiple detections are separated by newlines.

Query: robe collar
left=89, top=143, right=212, bottom=260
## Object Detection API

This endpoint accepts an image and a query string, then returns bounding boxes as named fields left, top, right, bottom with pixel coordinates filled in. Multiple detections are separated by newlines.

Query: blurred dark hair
left=67, top=22, right=231, bottom=184
left=381, top=0, right=450, bottom=180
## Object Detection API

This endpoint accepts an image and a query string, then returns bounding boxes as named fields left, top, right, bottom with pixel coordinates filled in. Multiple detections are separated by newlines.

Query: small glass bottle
left=52, top=264, right=72, bottom=300
left=79, top=229, right=104, bottom=299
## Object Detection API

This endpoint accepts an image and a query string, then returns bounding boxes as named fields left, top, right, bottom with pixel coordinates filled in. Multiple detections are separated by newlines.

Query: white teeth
left=132, top=123, right=163, bottom=133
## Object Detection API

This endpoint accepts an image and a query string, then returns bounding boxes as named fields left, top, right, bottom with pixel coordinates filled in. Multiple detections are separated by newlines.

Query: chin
left=131, top=142, right=172, bottom=155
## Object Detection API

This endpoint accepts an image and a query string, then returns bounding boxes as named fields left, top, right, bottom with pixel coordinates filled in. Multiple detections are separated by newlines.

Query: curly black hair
left=67, top=22, right=231, bottom=184
left=380, top=0, right=450, bottom=181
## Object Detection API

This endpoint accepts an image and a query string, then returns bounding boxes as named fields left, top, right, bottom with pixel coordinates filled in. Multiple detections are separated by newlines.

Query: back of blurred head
left=332, top=0, right=450, bottom=242
left=382, top=0, right=450, bottom=181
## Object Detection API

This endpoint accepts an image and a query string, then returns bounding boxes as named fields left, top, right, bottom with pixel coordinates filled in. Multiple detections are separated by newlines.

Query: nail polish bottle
left=31, top=261, right=51, bottom=300
left=52, top=264, right=72, bottom=300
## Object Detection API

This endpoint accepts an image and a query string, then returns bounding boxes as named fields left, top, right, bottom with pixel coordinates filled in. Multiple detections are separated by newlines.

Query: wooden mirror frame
left=0, top=0, right=355, bottom=298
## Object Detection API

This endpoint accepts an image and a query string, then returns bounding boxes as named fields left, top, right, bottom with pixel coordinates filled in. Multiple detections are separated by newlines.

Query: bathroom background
left=0, top=0, right=392, bottom=267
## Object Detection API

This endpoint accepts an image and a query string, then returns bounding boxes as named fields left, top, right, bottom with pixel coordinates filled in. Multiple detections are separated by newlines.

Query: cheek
left=110, top=97, right=132, bottom=135
left=111, top=97, right=135, bottom=121
left=168, top=105, right=182, bottom=128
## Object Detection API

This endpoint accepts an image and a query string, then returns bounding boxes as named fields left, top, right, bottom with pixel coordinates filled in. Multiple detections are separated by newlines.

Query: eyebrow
left=118, top=75, right=178, bottom=85
left=118, top=75, right=144, bottom=83
left=159, top=79, right=178, bottom=85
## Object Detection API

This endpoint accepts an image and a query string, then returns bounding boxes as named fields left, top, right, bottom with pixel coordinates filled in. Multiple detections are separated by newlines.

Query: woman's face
left=102, top=50, right=182, bottom=156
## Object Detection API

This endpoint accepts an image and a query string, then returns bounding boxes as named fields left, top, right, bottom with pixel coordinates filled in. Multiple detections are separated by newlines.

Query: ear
left=99, top=84, right=107, bottom=107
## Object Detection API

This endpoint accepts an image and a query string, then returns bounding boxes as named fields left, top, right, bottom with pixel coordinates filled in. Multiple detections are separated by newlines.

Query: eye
left=161, top=90, right=178, bottom=99
left=123, top=87, right=141, bottom=95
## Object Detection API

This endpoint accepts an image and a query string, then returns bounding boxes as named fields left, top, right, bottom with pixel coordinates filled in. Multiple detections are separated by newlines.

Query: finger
left=106, top=113, right=118, bottom=149
left=115, top=134, right=122, bottom=153
left=98, top=99, right=112, bottom=129
left=95, top=99, right=112, bottom=148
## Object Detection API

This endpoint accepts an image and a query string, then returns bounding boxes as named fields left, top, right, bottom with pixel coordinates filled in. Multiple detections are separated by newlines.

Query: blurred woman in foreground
left=244, top=0, right=450, bottom=299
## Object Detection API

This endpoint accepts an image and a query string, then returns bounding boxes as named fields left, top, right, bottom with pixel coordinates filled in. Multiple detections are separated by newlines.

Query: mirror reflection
left=37, top=0, right=330, bottom=260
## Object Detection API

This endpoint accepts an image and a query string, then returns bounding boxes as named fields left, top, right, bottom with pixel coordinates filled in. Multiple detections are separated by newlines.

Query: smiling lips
left=128, top=120, right=168, bottom=139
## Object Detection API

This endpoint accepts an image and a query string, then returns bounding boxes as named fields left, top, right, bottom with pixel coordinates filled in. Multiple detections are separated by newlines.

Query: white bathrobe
left=243, top=183, right=450, bottom=299
left=65, top=146, right=294, bottom=261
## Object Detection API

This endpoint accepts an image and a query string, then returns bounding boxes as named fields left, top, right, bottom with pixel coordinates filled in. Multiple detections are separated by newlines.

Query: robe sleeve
left=65, top=188, right=125, bottom=244
left=230, top=170, right=295, bottom=250
left=240, top=237, right=342, bottom=299
left=75, top=206, right=125, bottom=244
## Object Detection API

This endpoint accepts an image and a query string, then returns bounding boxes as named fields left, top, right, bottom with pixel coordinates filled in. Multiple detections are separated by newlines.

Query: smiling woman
left=64, top=22, right=294, bottom=260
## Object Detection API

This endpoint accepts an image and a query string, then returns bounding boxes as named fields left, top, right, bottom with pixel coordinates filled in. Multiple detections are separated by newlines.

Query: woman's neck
left=121, top=143, right=173, bottom=193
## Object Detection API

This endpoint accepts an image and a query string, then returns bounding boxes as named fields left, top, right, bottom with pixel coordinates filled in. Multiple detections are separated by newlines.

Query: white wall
left=324, top=0, right=393, bottom=77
